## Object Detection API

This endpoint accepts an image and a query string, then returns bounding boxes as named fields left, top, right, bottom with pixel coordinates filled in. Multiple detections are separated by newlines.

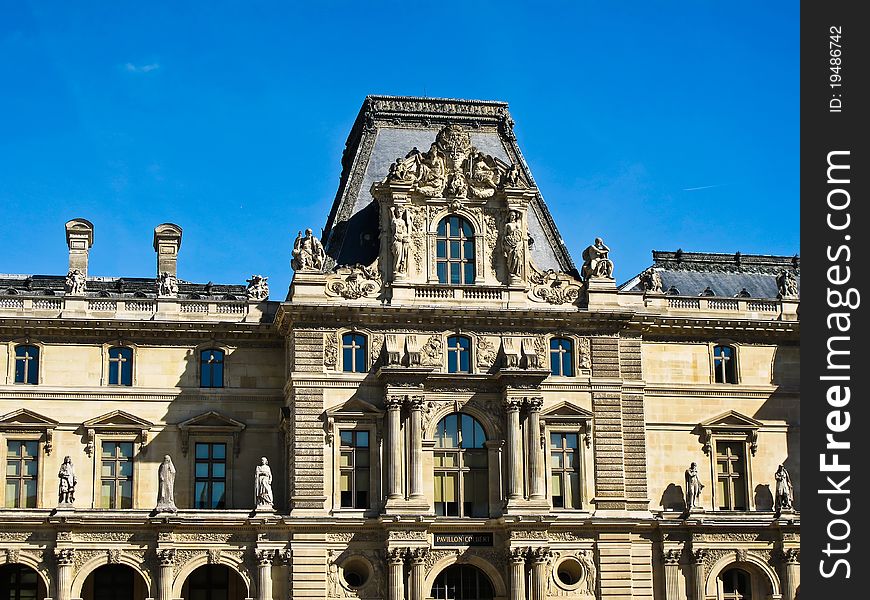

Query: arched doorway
left=181, top=565, right=247, bottom=600
left=431, top=564, right=494, bottom=600
left=81, top=565, right=147, bottom=600
left=0, top=564, right=47, bottom=600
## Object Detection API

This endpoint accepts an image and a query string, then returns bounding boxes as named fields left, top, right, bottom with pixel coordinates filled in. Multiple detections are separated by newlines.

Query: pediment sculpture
left=528, top=266, right=582, bottom=305
left=385, top=124, right=526, bottom=199
left=325, top=263, right=382, bottom=300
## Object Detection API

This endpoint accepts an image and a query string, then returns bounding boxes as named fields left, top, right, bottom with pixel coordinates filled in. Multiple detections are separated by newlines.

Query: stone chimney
left=153, top=223, right=183, bottom=277
left=65, top=218, right=94, bottom=276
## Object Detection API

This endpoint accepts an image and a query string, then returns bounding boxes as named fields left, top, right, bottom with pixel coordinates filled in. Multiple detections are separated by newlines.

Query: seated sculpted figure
left=581, top=237, right=614, bottom=280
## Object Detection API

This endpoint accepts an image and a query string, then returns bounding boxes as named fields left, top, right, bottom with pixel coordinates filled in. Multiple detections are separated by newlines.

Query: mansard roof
left=320, top=95, right=577, bottom=275
left=620, top=250, right=800, bottom=299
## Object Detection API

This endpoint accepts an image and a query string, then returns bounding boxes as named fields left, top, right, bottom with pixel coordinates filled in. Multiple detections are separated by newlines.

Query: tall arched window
left=342, top=333, right=367, bottom=373
left=13, top=345, right=39, bottom=385
left=200, top=349, right=225, bottom=388
left=433, top=413, right=488, bottom=517
left=436, top=216, right=475, bottom=284
left=108, top=346, right=134, bottom=386
left=713, top=344, right=738, bottom=384
left=446, top=335, right=471, bottom=374
left=719, top=568, right=752, bottom=600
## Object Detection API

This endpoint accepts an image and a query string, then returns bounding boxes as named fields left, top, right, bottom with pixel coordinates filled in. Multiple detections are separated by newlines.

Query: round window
left=341, top=559, right=371, bottom=589
left=555, top=557, right=585, bottom=590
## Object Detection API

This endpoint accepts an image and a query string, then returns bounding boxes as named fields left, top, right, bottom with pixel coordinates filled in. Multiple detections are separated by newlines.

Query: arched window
left=719, top=568, right=752, bottom=600
left=433, top=413, right=488, bottom=517
left=108, top=346, right=134, bottom=386
left=436, top=216, right=475, bottom=284
left=0, top=564, right=41, bottom=600
left=342, top=333, right=367, bottom=373
left=446, top=335, right=471, bottom=374
left=713, top=344, right=738, bottom=384
left=200, top=349, right=225, bottom=388
left=432, top=565, right=494, bottom=600
left=13, top=345, right=39, bottom=385
left=549, top=338, right=574, bottom=377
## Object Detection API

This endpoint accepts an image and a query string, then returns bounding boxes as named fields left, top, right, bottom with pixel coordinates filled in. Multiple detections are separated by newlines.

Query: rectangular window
left=715, top=441, right=747, bottom=510
left=550, top=432, right=582, bottom=509
left=5, top=440, right=38, bottom=508
left=14, top=345, right=40, bottom=385
left=100, top=441, right=134, bottom=509
left=339, top=430, right=370, bottom=508
left=200, top=349, right=225, bottom=388
left=194, top=442, right=227, bottom=509
left=108, top=347, right=133, bottom=386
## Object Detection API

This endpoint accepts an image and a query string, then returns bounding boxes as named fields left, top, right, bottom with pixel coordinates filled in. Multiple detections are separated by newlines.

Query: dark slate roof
left=619, top=251, right=800, bottom=299
left=321, top=95, right=577, bottom=275
left=0, top=274, right=248, bottom=301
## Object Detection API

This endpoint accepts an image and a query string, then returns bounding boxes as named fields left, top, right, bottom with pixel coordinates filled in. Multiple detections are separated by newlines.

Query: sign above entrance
left=433, top=533, right=493, bottom=547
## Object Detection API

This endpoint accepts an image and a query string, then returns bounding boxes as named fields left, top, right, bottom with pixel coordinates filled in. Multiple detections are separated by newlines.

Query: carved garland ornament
left=528, top=268, right=582, bottom=305
left=325, top=264, right=382, bottom=300
left=324, top=332, right=339, bottom=369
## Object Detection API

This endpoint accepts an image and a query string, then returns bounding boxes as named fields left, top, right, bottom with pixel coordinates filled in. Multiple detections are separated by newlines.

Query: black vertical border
left=801, top=1, right=868, bottom=596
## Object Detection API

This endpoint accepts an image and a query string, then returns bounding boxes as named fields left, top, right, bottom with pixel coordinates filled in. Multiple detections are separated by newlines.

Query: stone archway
left=431, top=564, right=495, bottom=600
left=80, top=564, right=148, bottom=600
left=180, top=564, right=248, bottom=600
left=0, top=563, right=49, bottom=600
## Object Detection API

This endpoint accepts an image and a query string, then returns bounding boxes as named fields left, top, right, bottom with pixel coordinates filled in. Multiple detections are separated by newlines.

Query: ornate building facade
left=0, top=96, right=799, bottom=600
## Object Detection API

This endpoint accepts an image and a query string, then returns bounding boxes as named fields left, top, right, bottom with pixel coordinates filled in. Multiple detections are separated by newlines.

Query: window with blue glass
left=342, top=333, right=367, bottom=373
left=549, top=338, right=574, bottom=377
left=434, top=413, right=488, bottom=517
left=713, top=344, right=737, bottom=384
left=436, top=216, right=475, bottom=284
left=200, top=349, right=225, bottom=388
left=13, top=345, right=39, bottom=385
left=194, top=442, right=226, bottom=509
left=107, top=347, right=133, bottom=386
left=446, top=335, right=471, bottom=373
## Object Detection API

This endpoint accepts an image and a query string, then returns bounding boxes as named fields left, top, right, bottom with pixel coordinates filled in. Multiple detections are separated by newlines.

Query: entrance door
left=431, top=565, right=494, bottom=600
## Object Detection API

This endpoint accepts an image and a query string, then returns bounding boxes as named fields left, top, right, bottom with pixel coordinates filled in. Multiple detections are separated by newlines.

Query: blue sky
left=0, top=1, right=798, bottom=296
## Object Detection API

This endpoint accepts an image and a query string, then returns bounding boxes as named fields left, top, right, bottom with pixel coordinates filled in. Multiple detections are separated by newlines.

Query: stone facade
left=0, top=96, right=799, bottom=600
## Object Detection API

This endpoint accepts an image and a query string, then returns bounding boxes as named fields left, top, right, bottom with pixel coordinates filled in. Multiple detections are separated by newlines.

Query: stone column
left=662, top=549, right=682, bottom=600
left=157, top=549, right=176, bottom=600
left=408, top=396, right=425, bottom=500
left=691, top=549, right=707, bottom=600
left=408, top=549, right=428, bottom=600
left=781, top=549, right=800, bottom=600
left=530, top=547, right=552, bottom=600
left=505, top=398, right=525, bottom=501
left=526, top=397, right=545, bottom=500
left=55, top=549, right=75, bottom=600
left=508, top=548, right=528, bottom=600
left=387, top=548, right=406, bottom=600
left=256, top=550, right=274, bottom=600
left=386, top=395, right=405, bottom=501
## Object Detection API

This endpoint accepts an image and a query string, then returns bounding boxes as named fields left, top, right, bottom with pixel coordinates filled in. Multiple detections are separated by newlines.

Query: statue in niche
left=65, top=269, right=86, bottom=296
left=58, top=456, right=77, bottom=505
left=255, top=457, right=274, bottom=509
left=156, top=455, right=178, bottom=513
left=157, top=272, right=178, bottom=297
left=503, top=210, right=525, bottom=279
left=581, top=237, right=614, bottom=280
left=776, top=269, right=799, bottom=299
left=774, top=464, right=794, bottom=511
left=245, top=275, right=269, bottom=301
left=291, top=228, right=326, bottom=272
left=390, top=207, right=413, bottom=275
left=640, top=269, right=663, bottom=293
left=685, top=462, right=704, bottom=510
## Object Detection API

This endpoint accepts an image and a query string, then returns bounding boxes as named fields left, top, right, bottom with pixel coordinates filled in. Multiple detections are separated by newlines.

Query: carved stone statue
left=685, top=462, right=704, bottom=510
left=504, top=163, right=522, bottom=187
left=58, top=456, right=77, bottom=505
left=390, top=207, right=412, bottom=276
left=503, top=210, right=525, bottom=279
left=581, top=237, right=614, bottom=281
left=774, top=464, right=794, bottom=511
left=64, top=269, right=86, bottom=296
left=157, top=272, right=178, bottom=297
left=156, top=455, right=178, bottom=513
left=776, top=269, right=799, bottom=299
left=291, top=229, right=326, bottom=272
left=640, top=269, right=663, bottom=293
left=245, top=275, right=269, bottom=301
left=255, top=457, right=274, bottom=509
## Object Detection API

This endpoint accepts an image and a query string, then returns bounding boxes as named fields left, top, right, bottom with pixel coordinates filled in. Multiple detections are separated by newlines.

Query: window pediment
left=83, top=410, right=153, bottom=456
left=178, top=410, right=246, bottom=456
left=541, top=402, right=593, bottom=448
left=0, top=408, right=59, bottom=454
left=698, top=410, right=762, bottom=456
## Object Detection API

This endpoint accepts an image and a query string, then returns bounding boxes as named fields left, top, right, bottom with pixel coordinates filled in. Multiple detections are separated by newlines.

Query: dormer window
left=436, top=216, right=475, bottom=284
